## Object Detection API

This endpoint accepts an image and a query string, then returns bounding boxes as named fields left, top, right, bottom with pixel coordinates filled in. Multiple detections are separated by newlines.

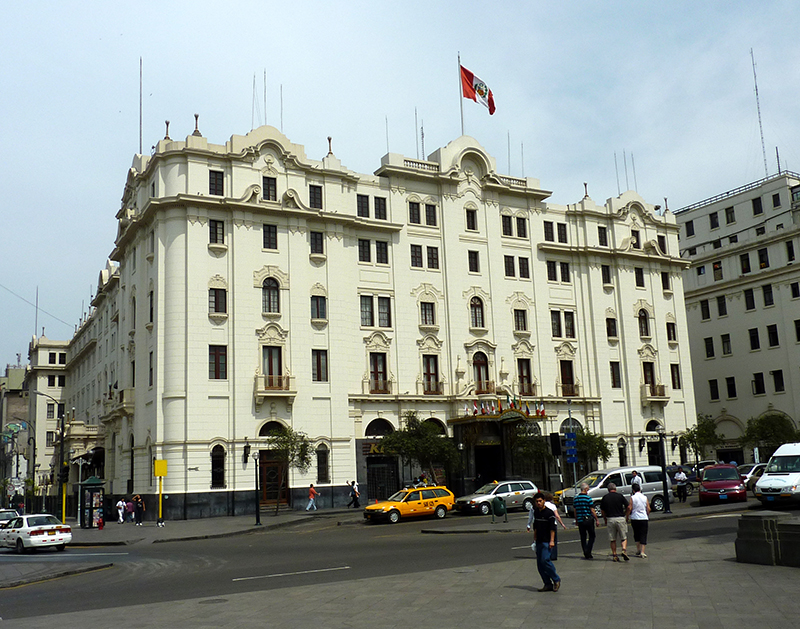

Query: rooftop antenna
left=776, top=146, right=781, bottom=174
left=139, top=57, right=143, bottom=154
left=415, top=108, right=419, bottom=159
left=614, top=152, right=621, bottom=195
left=520, top=141, right=525, bottom=177
left=251, top=73, right=256, bottom=130
left=420, top=120, right=425, bottom=159
left=507, top=131, right=511, bottom=175
left=280, top=84, right=284, bottom=133
left=264, top=69, right=267, bottom=126
left=751, top=48, right=769, bottom=178
left=385, top=115, right=389, bottom=154
left=623, top=150, right=630, bottom=191
left=631, top=152, right=638, bottom=192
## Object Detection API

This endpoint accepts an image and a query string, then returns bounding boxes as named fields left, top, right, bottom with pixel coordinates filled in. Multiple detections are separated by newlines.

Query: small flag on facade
left=460, top=65, right=496, bottom=115
left=498, top=397, right=503, bottom=412
left=473, top=400, right=478, bottom=415
left=506, top=394, right=512, bottom=409
left=525, top=401, right=531, bottom=416
left=464, top=403, right=469, bottom=416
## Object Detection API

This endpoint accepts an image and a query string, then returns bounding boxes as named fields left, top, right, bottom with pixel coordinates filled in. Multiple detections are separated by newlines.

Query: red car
left=698, top=464, right=747, bottom=505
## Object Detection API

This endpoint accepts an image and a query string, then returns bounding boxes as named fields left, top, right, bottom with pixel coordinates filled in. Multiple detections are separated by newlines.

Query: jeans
left=578, top=518, right=596, bottom=557
left=535, top=541, right=560, bottom=588
left=306, top=498, right=317, bottom=511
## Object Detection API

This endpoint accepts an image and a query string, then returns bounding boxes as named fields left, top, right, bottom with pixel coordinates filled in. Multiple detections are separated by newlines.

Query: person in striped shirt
left=573, top=483, right=599, bottom=559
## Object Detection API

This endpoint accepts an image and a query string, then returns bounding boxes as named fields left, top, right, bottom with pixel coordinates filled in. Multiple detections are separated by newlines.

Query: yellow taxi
left=363, top=485, right=455, bottom=524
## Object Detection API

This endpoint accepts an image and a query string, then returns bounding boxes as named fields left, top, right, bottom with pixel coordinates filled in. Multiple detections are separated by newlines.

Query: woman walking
left=629, top=484, right=650, bottom=558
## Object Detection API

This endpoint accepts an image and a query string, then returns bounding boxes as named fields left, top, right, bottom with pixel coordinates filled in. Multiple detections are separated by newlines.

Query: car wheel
left=593, top=502, right=603, bottom=518
left=650, top=495, right=665, bottom=512
left=57, top=544, right=66, bottom=551
left=387, top=510, right=400, bottom=524
left=523, top=498, right=534, bottom=511
left=479, top=502, right=491, bottom=516
left=685, top=483, right=695, bottom=497
left=15, top=539, right=26, bottom=555
left=434, top=505, right=447, bottom=519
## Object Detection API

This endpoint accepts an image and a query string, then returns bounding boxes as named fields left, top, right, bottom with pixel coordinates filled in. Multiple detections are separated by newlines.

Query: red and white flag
left=460, top=65, right=496, bottom=115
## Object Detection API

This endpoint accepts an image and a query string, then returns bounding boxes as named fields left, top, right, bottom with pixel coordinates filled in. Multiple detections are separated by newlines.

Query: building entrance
left=259, top=452, right=287, bottom=505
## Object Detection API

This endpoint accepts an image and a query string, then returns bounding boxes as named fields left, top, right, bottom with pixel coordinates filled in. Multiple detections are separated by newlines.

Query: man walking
left=674, top=467, right=688, bottom=503
left=526, top=492, right=561, bottom=592
left=573, top=483, right=599, bottom=559
left=306, top=484, right=320, bottom=511
left=346, top=481, right=360, bottom=509
left=599, top=482, right=630, bottom=562
left=116, top=497, right=126, bottom=524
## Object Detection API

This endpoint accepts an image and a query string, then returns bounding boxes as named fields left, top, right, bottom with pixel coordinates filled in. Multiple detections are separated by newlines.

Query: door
left=473, top=352, right=489, bottom=392
left=402, top=490, right=424, bottom=516
left=560, top=360, right=575, bottom=396
left=259, top=451, right=287, bottom=504
left=423, top=355, right=439, bottom=394
left=370, top=353, right=388, bottom=393
left=643, top=362, right=655, bottom=395
left=263, top=346, right=283, bottom=388
left=366, top=456, right=399, bottom=501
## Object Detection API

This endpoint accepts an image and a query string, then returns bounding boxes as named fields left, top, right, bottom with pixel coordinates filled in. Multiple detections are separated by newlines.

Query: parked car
left=0, top=514, right=72, bottom=554
left=0, top=509, right=19, bottom=524
left=754, top=442, right=800, bottom=506
left=363, top=486, right=454, bottom=524
left=698, top=464, right=747, bottom=505
left=738, top=463, right=766, bottom=491
left=454, top=480, right=539, bottom=515
left=691, top=460, right=719, bottom=478
left=560, top=466, right=671, bottom=517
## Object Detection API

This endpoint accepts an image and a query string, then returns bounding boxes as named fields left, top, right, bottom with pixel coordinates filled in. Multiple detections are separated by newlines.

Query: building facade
left=32, top=125, right=696, bottom=518
left=675, top=172, right=800, bottom=462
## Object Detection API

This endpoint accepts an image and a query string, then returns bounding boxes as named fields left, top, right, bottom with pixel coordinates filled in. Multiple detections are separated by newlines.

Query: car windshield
left=473, top=483, right=500, bottom=495
left=737, top=464, right=755, bottom=474
left=766, top=456, right=800, bottom=474
left=386, top=490, right=408, bottom=502
left=703, top=468, right=739, bottom=481
left=27, top=515, right=61, bottom=527
left=575, top=474, right=605, bottom=488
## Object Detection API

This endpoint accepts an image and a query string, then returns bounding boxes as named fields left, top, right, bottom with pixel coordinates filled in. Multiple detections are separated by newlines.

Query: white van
left=754, top=443, right=800, bottom=506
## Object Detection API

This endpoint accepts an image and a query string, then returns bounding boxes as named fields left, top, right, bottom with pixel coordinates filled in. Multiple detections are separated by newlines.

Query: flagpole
left=458, top=52, right=464, bottom=136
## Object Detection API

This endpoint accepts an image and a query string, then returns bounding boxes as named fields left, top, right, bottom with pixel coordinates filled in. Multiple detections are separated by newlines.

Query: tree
left=575, top=426, right=612, bottom=466
left=380, top=411, right=461, bottom=482
left=739, top=413, right=800, bottom=457
left=679, top=414, right=723, bottom=461
left=262, top=425, right=313, bottom=515
left=509, top=421, right=552, bottom=478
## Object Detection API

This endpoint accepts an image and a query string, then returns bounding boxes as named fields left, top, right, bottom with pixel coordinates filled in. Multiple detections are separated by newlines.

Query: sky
left=2, top=1, right=800, bottom=367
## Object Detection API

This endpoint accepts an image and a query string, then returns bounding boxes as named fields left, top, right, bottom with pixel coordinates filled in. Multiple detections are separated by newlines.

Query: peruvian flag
left=461, top=65, right=496, bottom=115
left=473, top=400, right=478, bottom=415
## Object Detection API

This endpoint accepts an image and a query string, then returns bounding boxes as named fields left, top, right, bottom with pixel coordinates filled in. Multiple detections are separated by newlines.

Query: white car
left=0, top=514, right=72, bottom=554
left=454, top=480, right=539, bottom=515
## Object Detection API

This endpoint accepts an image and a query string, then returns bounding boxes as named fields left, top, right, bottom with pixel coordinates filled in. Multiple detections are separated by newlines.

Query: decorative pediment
left=506, top=291, right=533, bottom=309
left=416, top=334, right=442, bottom=352
left=253, top=265, right=289, bottom=288
left=411, top=282, right=444, bottom=302
left=632, top=299, right=654, bottom=318
left=310, top=283, right=327, bottom=297
left=208, top=274, right=227, bottom=289
left=236, top=183, right=261, bottom=204
left=462, top=286, right=491, bottom=302
left=554, top=342, right=576, bottom=360
left=665, top=311, right=676, bottom=323
left=255, top=323, right=288, bottom=345
left=605, top=307, right=617, bottom=319
left=464, top=338, right=496, bottom=356
left=364, top=331, right=392, bottom=352
left=637, top=343, right=657, bottom=361
left=511, top=339, right=535, bottom=358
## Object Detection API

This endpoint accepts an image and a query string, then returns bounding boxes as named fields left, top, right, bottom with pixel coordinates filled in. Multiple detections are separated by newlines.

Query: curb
left=0, top=563, right=114, bottom=590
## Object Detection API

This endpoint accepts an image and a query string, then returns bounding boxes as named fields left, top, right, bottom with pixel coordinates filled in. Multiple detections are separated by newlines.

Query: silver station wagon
left=454, top=480, right=539, bottom=515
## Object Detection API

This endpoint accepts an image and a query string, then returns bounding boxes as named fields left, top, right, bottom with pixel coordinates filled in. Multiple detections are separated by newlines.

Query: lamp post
left=657, top=426, right=672, bottom=514
left=252, top=451, right=261, bottom=526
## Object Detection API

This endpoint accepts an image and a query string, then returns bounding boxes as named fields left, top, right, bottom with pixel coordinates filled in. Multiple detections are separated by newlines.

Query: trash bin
left=79, top=476, right=105, bottom=529
left=491, top=496, right=507, bottom=523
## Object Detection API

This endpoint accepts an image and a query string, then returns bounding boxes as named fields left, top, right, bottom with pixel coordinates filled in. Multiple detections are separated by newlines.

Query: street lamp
left=27, top=390, right=68, bottom=523
left=252, top=451, right=261, bottom=525
left=657, top=425, right=672, bottom=514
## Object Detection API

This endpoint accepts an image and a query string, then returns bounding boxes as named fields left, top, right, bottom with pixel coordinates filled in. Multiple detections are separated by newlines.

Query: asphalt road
left=1, top=507, right=795, bottom=620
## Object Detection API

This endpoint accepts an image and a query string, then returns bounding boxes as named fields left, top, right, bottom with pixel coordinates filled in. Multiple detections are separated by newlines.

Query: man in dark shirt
left=599, top=482, right=630, bottom=561
left=526, top=492, right=561, bottom=592
left=573, top=483, right=599, bottom=559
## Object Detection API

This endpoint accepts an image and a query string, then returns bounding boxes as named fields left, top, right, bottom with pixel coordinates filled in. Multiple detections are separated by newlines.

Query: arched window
left=618, top=438, right=628, bottom=466
left=645, top=419, right=662, bottom=432
left=559, top=418, right=582, bottom=434
left=316, top=444, right=330, bottom=483
left=365, top=418, right=394, bottom=437
left=259, top=421, right=286, bottom=437
left=211, top=445, right=226, bottom=489
left=473, top=352, right=489, bottom=390
left=422, top=418, right=447, bottom=435
left=262, top=278, right=280, bottom=313
left=470, top=297, right=484, bottom=328
left=638, top=309, right=650, bottom=337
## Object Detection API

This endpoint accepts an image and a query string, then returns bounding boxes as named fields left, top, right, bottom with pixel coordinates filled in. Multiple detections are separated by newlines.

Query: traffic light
left=549, top=432, right=562, bottom=456
left=59, top=467, right=69, bottom=484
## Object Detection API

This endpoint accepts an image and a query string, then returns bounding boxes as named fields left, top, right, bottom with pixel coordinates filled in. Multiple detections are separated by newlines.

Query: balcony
left=559, top=383, right=580, bottom=397
left=475, top=381, right=495, bottom=395
left=641, top=383, right=669, bottom=405
left=369, top=379, right=392, bottom=395
left=254, top=373, right=297, bottom=408
left=519, top=382, right=537, bottom=397
left=421, top=380, right=444, bottom=395
left=110, top=388, right=135, bottom=416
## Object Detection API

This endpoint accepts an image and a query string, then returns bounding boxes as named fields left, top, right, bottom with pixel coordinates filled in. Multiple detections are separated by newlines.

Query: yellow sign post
left=153, top=459, right=167, bottom=527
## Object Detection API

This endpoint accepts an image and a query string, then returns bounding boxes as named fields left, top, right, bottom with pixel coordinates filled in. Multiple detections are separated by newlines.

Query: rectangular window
left=374, top=197, right=387, bottom=220
left=544, top=221, right=554, bottom=242
left=560, top=262, right=571, bottom=283
left=376, top=241, right=389, bottom=265
left=360, top=295, right=374, bottom=327
left=409, top=201, right=421, bottom=224
left=787, top=240, right=796, bottom=262
left=309, top=185, right=323, bottom=209
left=725, top=206, right=735, bottom=224
left=671, top=364, right=682, bottom=390
left=410, top=245, right=423, bottom=268
left=729, top=235, right=738, bottom=244
left=752, top=372, right=766, bottom=395
left=514, top=309, right=527, bottom=331
left=263, top=224, right=278, bottom=250
left=357, top=194, right=370, bottom=217
left=557, top=223, right=568, bottom=243
left=423, top=355, right=440, bottom=394
left=601, top=264, right=612, bottom=285
left=635, top=267, right=645, bottom=287
left=209, top=220, right=224, bottom=244
left=744, top=288, right=756, bottom=310
left=756, top=226, right=766, bottom=236
left=772, top=370, right=785, bottom=393
left=502, top=215, right=513, bottom=236
left=796, top=319, right=800, bottom=342
left=657, top=234, right=667, bottom=254
left=564, top=311, right=576, bottom=338
left=685, top=220, right=695, bottom=237
left=57, top=375, right=65, bottom=387
left=709, top=212, right=719, bottom=229
left=631, top=230, right=641, bottom=249
left=426, top=246, right=439, bottom=269
left=48, top=352, right=57, bottom=364
left=468, top=251, right=480, bottom=273
left=749, top=328, right=760, bottom=350
left=518, top=257, right=530, bottom=278
left=550, top=310, right=562, bottom=338
left=697, top=265, right=705, bottom=276
left=713, top=239, right=722, bottom=249
left=420, top=302, right=435, bottom=326
left=209, top=288, right=227, bottom=314
left=740, top=253, right=751, bottom=274
left=358, top=239, right=371, bottom=262
left=713, top=260, right=723, bottom=281
left=716, top=295, right=727, bottom=316
left=763, top=284, right=774, bottom=306
left=767, top=324, right=779, bottom=347
left=47, top=403, right=55, bottom=419
left=610, top=362, right=622, bottom=388
left=721, top=333, right=731, bottom=355
left=704, top=337, right=715, bottom=358
left=773, top=193, right=781, bottom=208
left=666, top=321, right=677, bottom=341
left=758, top=248, right=770, bottom=269
left=516, top=217, right=527, bottom=238
left=425, top=204, right=437, bottom=226
left=606, top=317, right=618, bottom=338
left=518, top=359, right=533, bottom=395
left=661, top=272, right=671, bottom=291
left=149, top=352, right=154, bottom=387
left=465, top=208, right=477, bottom=231
left=791, top=282, right=800, bottom=299
left=310, top=231, right=324, bottom=254
left=598, top=226, right=608, bottom=246
left=48, top=375, right=56, bottom=387
left=263, top=176, right=277, bottom=201
left=59, top=352, right=67, bottom=364
left=370, top=353, right=388, bottom=393
left=311, top=295, right=327, bottom=320
left=547, top=260, right=558, bottom=281
left=209, top=345, right=227, bottom=379
left=209, top=170, right=224, bottom=196
left=726, top=377, right=737, bottom=399
left=709, top=379, right=719, bottom=401
left=148, top=290, right=154, bottom=323
left=46, top=432, right=55, bottom=447
left=378, top=296, right=392, bottom=328
left=504, top=255, right=516, bottom=277
left=753, top=197, right=763, bottom=215
left=312, top=350, right=328, bottom=382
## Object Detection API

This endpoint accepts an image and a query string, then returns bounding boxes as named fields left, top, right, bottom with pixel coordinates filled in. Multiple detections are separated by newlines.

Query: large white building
left=31, top=124, right=696, bottom=518
left=675, top=172, right=800, bottom=462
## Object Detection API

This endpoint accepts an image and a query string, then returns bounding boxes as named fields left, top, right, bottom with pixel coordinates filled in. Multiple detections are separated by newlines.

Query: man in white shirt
left=674, top=468, right=688, bottom=503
